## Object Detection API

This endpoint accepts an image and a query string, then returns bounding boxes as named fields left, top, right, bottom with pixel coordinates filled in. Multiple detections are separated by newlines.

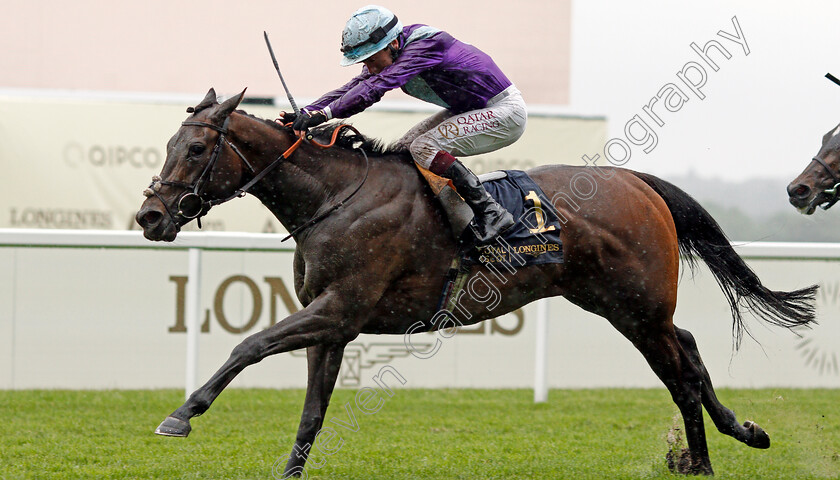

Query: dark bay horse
left=136, top=89, right=817, bottom=476
left=788, top=122, right=840, bottom=212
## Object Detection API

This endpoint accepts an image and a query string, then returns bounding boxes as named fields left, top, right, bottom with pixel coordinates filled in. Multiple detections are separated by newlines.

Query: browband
left=181, top=120, right=229, bottom=135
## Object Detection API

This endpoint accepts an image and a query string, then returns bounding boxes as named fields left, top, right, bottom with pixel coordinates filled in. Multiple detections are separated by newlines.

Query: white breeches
left=396, top=85, right=527, bottom=169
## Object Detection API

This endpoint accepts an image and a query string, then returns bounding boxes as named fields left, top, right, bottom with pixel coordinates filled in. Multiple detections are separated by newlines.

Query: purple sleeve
left=303, top=70, right=373, bottom=115
left=323, top=37, right=446, bottom=119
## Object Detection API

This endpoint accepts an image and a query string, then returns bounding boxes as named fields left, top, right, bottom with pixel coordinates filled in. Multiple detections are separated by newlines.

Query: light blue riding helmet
left=339, top=5, right=403, bottom=67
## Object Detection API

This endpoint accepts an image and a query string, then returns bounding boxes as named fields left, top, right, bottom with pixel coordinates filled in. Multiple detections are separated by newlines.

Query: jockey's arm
left=301, top=69, right=373, bottom=116
left=319, top=40, right=445, bottom=120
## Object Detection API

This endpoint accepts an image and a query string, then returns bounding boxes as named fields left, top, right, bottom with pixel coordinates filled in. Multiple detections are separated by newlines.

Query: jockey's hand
left=276, top=111, right=297, bottom=125
left=292, top=110, right=327, bottom=138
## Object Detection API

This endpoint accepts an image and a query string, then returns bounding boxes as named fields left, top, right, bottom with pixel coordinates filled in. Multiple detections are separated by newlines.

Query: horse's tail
left=629, top=170, right=818, bottom=348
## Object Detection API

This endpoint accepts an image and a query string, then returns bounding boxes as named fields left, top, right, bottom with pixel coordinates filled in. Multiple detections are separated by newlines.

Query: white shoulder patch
left=405, top=26, right=441, bottom=45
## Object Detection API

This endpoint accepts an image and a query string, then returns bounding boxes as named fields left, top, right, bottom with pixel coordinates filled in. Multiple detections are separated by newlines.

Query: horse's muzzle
left=136, top=202, right=179, bottom=241
left=786, top=182, right=820, bottom=214
left=787, top=182, right=810, bottom=202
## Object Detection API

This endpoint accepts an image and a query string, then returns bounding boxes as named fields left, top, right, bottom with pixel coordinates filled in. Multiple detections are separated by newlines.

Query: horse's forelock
left=187, top=97, right=218, bottom=115
left=186, top=104, right=213, bottom=115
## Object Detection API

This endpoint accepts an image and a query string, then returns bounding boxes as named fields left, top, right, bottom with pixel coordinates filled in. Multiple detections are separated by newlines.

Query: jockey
left=281, top=5, right=527, bottom=245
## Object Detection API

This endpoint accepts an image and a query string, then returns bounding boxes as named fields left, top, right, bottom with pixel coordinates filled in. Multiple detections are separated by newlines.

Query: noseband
left=144, top=116, right=368, bottom=240
left=807, top=156, right=840, bottom=210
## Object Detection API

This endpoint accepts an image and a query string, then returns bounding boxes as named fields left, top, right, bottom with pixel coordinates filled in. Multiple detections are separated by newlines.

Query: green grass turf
left=0, top=388, right=837, bottom=479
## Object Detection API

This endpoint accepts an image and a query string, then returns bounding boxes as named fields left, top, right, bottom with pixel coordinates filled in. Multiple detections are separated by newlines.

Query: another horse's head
left=136, top=88, right=251, bottom=241
left=788, top=122, right=840, bottom=214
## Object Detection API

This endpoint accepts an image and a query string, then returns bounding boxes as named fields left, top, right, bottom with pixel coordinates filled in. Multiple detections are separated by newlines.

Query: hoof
left=155, top=416, right=191, bottom=437
left=744, top=420, right=770, bottom=449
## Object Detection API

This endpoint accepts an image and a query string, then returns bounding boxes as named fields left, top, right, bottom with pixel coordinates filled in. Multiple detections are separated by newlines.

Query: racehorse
left=136, top=89, right=817, bottom=476
left=788, top=122, right=840, bottom=213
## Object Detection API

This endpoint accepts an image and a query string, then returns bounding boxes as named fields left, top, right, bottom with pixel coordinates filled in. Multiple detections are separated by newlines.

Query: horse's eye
left=188, top=144, right=206, bottom=157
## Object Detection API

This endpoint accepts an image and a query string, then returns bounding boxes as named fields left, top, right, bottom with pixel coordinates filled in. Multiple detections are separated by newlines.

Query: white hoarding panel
left=0, top=250, right=15, bottom=387
left=1, top=238, right=838, bottom=390
left=544, top=259, right=840, bottom=388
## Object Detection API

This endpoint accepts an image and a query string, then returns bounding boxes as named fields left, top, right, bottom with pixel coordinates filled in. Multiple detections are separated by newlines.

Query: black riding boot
left=441, top=160, right=514, bottom=244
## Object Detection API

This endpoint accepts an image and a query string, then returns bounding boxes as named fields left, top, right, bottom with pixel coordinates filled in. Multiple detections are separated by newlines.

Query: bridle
left=143, top=115, right=369, bottom=241
left=807, top=156, right=840, bottom=210
left=144, top=116, right=299, bottom=229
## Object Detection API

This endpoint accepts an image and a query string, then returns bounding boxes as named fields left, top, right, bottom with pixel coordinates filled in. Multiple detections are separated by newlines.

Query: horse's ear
left=188, top=88, right=218, bottom=113
left=212, top=88, right=247, bottom=122
left=202, top=88, right=218, bottom=105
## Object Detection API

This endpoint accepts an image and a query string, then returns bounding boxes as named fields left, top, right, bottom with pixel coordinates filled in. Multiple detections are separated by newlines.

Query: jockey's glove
left=292, top=110, right=327, bottom=134
left=277, top=111, right=298, bottom=125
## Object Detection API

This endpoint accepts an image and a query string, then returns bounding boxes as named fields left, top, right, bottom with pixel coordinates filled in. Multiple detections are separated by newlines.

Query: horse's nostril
left=138, top=210, right=163, bottom=228
left=787, top=183, right=810, bottom=199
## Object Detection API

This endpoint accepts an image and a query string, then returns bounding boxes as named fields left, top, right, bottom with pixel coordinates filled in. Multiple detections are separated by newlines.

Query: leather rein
left=144, top=117, right=369, bottom=242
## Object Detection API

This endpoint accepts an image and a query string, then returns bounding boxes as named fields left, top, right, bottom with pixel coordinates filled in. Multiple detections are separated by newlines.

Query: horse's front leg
left=154, top=290, right=359, bottom=437
left=279, top=344, right=345, bottom=478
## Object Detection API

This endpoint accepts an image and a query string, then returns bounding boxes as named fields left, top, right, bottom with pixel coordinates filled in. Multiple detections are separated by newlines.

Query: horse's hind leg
left=280, top=344, right=345, bottom=477
left=620, top=322, right=713, bottom=475
left=674, top=326, right=771, bottom=449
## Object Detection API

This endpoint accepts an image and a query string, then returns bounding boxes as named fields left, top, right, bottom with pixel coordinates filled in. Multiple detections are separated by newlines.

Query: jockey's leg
left=407, top=86, right=527, bottom=244
left=394, top=109, right=451, bottom=151
left=430, top=151, right=514, bottom=244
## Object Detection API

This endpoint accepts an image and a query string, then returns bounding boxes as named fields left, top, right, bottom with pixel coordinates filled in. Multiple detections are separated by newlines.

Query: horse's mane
left=235, top=110, right=409, bottom=158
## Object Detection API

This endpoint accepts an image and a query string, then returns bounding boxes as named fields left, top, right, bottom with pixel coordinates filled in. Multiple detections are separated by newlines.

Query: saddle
left=418, top=166, right=565, bottom=313
left=418, top=166, right=562, bottom=260
left=416, top=165, right=506, bottom=238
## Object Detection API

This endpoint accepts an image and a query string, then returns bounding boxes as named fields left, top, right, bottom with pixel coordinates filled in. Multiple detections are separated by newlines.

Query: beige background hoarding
left=0, top=0, right=570, bottom=106
left=0, top=96, right=605, bottom=232
left=0, top=0, right=581, bottom=232
left=1, top=242, right=837, bottom=390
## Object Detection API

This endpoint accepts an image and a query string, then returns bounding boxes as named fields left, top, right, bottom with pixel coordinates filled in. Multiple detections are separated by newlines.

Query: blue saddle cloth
left=463, top=170, right=564, bottom=267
